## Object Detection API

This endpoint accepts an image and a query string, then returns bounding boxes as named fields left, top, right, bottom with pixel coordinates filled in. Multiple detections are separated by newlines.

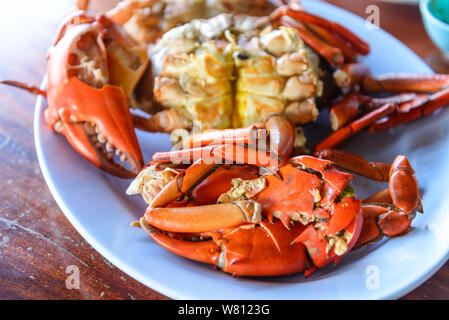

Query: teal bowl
left=420, top=0, right=449, bottom=56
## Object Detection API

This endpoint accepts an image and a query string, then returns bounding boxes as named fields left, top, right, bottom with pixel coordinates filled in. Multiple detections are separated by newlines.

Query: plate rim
left=33, top=0, right=449, bottom=300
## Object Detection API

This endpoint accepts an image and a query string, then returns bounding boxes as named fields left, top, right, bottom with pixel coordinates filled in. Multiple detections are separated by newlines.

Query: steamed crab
left=127, top=115, right=422, bottom=276
left=1, top=0, right=447, bottom=278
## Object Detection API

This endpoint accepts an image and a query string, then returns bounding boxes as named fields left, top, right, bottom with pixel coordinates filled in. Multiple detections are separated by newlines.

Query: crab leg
left=369, top=87, right=449, bottom=132
left=139, top=218, right=219, bottom=265
left=145, top=200, right=261, bottom=233
left=396, top=94, right=430, bottom=113
left=152, top=144, right=278, bottom=167
left=316, top=150, right=420, bottom=214
left=305, top=23, right=358, bottom=62
left=181, top=124, right=265, bottom=149
left=0, top=80, right=47, bottom=97
left=328, top=92, right=417, bottom=131
left=361, top=93, right=422, bottom=112
left=315, top=148, right=391, bottom=181
left=315, top=152, right=419, bottom=247
left=272, top=6, right=370, bottom=55
left=76, top=0, right=89, bottom=11
left=181, top=114, right=293, bottom=157
left=356, top=205, right=389, bottom=246
left=363, top=188, right=393, bottom=205
left=362, top=74, right=449, bottom=93
left=139, top=218, right=310, bottom=277
left=357, top=204, right=413, bottom=247
left=359, top=156, right=421, bottom=245
left=315, top=103, right=396, bottom=150
left=329, top=94, right=361, bottom=130
left=160, top=114, right=294, bottom=166
left=280, top=16, right=344, bottom=66
left=338, top=63, right=372, bottom=87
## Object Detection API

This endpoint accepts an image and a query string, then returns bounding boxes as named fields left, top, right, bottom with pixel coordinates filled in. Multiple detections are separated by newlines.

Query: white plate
left=35, top=0, right=449, bottom=299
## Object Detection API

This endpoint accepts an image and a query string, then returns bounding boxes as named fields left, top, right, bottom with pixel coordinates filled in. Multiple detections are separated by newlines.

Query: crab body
left=128, top=115, right=421, bottom=276
left=149, top=14, right=322, bottom=131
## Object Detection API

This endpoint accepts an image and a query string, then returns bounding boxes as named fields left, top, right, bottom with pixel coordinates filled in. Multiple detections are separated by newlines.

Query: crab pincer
left=2, top=11, right=149, bottom=177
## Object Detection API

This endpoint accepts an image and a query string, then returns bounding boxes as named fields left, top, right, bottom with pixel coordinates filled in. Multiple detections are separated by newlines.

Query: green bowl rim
left=420, top=0, right=449, bottom=31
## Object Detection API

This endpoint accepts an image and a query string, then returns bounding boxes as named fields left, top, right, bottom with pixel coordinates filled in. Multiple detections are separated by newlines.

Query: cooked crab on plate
left=3, top=0, right=449, bottom=277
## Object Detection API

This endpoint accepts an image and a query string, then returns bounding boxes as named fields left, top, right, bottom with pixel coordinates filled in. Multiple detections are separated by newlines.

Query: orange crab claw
left=315, top=152, right=421, bottom=248
left=356, top=205, right=413, bottom=247
left=47, top=77, right=144, bottom=178
left=139, top=218, right=311, bottom=277
left=145, top=200, right=262, bottom=233
left=139, top=217, right=220, bottom=266
left=42, top=11, right=147, bottom=177
left=317, top=151, right=420, bottom=214
left=389, top=155, right=419, bottom=213
left=356, top=205, right=388, bottom=247
left=378, top=209, right=413, bottom=237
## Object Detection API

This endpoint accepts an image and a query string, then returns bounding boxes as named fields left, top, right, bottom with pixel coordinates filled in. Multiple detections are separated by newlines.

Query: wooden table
left=0, top=0, right=448, bottom=300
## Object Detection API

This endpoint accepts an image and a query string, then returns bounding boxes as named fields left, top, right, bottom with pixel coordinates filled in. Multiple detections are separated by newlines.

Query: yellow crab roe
left=150, top=14, right=322, bottom=130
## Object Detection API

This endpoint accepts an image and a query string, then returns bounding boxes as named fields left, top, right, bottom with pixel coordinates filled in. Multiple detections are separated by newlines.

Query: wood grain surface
left=0, top=0, right=448, bottom=300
